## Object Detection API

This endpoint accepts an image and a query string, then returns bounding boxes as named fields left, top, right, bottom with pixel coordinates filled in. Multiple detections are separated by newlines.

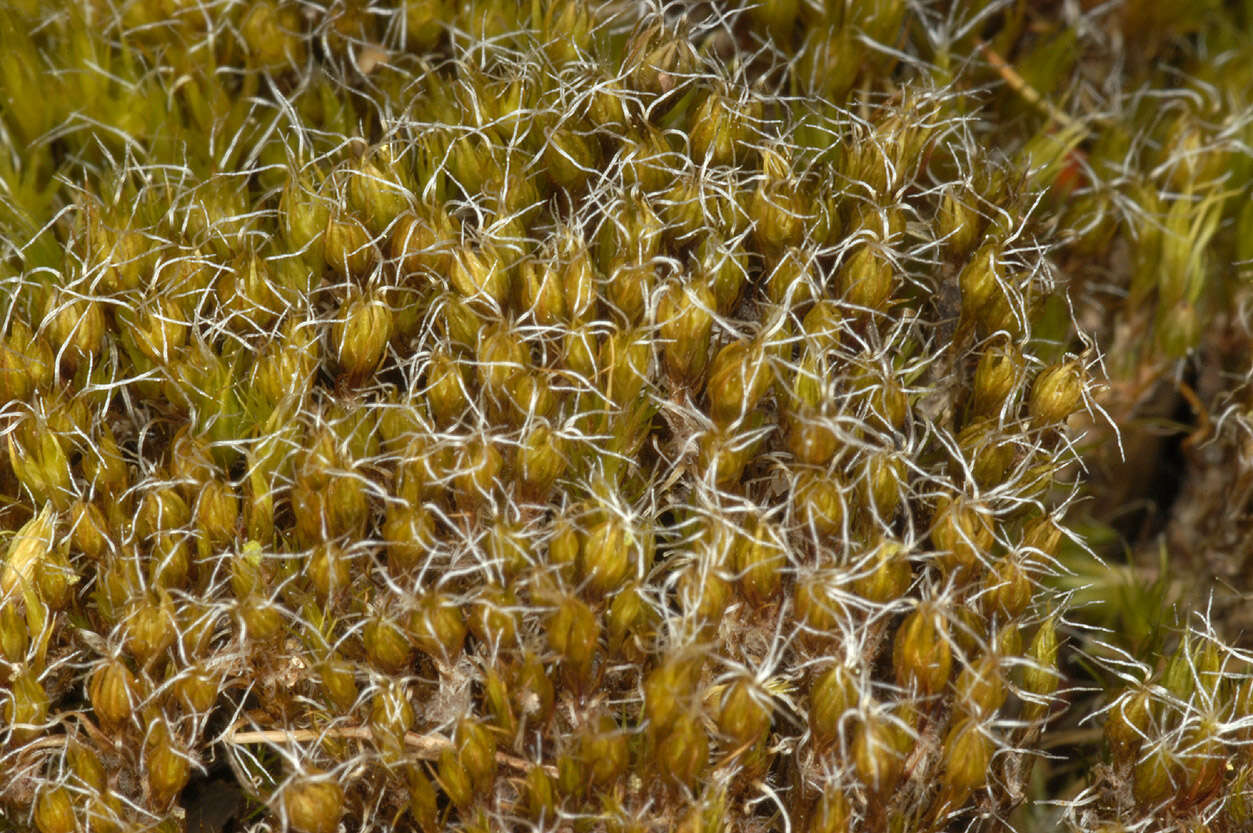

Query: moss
left=0, top=2, right=1250, bottom=833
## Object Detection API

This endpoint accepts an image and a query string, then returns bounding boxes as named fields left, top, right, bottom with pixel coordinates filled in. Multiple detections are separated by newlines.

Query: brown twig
left=976, top=39, right=1086, bottom=137
left=1175, top=378, right=1211, bottom=452
left=224, top=724, right=555, bottom=776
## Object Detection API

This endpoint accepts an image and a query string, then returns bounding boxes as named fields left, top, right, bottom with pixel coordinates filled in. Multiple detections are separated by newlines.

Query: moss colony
left=1, top=2, right=1251, bottom=832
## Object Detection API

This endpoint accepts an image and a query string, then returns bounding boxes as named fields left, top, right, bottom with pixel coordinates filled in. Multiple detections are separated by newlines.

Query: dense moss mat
left=1, top=2, right=1251, bottom=832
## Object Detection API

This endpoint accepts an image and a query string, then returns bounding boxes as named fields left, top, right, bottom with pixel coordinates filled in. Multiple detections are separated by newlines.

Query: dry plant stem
left=976, top=39, right=1086, bottom=135
left=1175, top=378, right=1211, bottom=451
left=224, top=725, right=554, bottom=775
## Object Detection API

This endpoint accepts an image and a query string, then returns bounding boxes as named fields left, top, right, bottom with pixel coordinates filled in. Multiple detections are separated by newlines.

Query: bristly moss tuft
left=1, top=2, right=1252, bottom=833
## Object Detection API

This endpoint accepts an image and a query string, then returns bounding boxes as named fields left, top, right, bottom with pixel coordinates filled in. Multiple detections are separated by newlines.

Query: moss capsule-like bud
left=851, top=712, right=902, bottom=793
left=794, top=471, right=845, bottom=537
left=1028, top=360, right=1084, bottom=427
left=424, top=349, right=470, bottom=428
left=794, top=573, right=840, bottom=635
left=171, top=662, right=220, bottom=714
left=34, top=786, right=76, bottom=833
left=547, top=595, right=600, bottom=686
left=750, top=178, right=806, bottom=254
left=519, top=422, right=568, bottom=497
left=553, top=230, right=595, bottom=325
left=607, top=581, right=648, bottom=655
left=457, top=717, right=497, bottom=791
left=657, top=710, right=709, bottom=787
left=940, top=718, right=993, bottom=800
left=539, top=0, right=594, bottom=64
left=237, top=597, right=285, bottom=643
left=689, top=89, right=753, bottom=166
left=405, top=763, right=439, bottom=832
left=476, top=322, right=527, bottom=403
left=83, top=425, right=127, bottom=496
left=735, top=522, right=785, bottom=605
left=8, top=425, right=72, bottom=509
left=410, top=594, right=466, bottom=661
left=514, top=652, right=556, bottom=724
left=43, top=289, right=105, bottom=372
left=134, top=486, right=191, bottom=544
left=839, top=244, right=895, bottom=311
left=2, top=503, right=57, bottom=599
left=469, top=585, right=519, bottom=647
left=598, top=327, right=652, bottom=407
left=6, top=665, right=49, bottom=742
left=330, top=288, right=393, bottom=386
left=89, top=658, right=137, bottom=728
left=125, top=593, right=177, bottom=664
left=954, top=653, right=1006, bottom=718
left=958, top=241, right=1002, bottom=321
left=678, top=561, right=732, bottom=631
left=657, top=278, right=715, bottom=383
left=853, top=537, right=913, bottom=603
left=785, top=406, right=839, bottom=468
left=450, top=243, right=510, bottom=308
left=281, top=174, right=330, bottom=258
left=481, top=666, right=516, bottom=741
left=1175, top=720, right=1225, bottom=808
left=807, top=789, right=851, bottom=833
left=542, top=125, right=600, bottom=193
left=146, top=721, right=191, bottom=806
left=971, top=340, right=1023, bottom=418
left=706, top=340, right=771, bottom=426
left=516, top=258, right=566, bottom=326
left=1105, top=686, right=1152, bottom=764
left=809, top=665, right=855, bottom=744
left=931, top=497, right=994, bottom=575
left=363, top=616, right=413, bottom=674
left=1022, top=515, right=1064, bottom=564
left=1131, top=743, right=1175, bottom=806
left=694, top=233, right=750, bottom=315
left=984, top=549, right=1033, bottom=621
left=306, top=542, right=351, bottom=601
left=581, top=517, right=635, bottom=598
left=319, top=657, right=358, bottom=713
left=252, top=316, right=321, bottom=410
left=625, top=20, right=697, bottom=98
left=382, top=503, right=434, bottom=576
left=0, top=601, right=28, bottom=662
left=69, top=499, right=111, bottom=562
left=893, top=603, right=952, bottom=695
left=645, top=654, right=703, bottom=732
left=230, top=540, right=269, bottom=599
left=547, top=517, right=581, bottom=578
left=284, top=775, right=345, bottom=833
left=581, top=713, right=629, bottom=786
left=240, top=1, right=305, bottom=69
left=67, top=741, right=107, bottom=792
left=194, top=477, right=239, bottom=554
left=859, top=451, right=905, bottom=522
left=717, top=678, right=772, bottom=748
left=797, top=25, right=862, bottom=103
left=392, top=205, right=458, bottom=279
left=523, top=764, right=557, bottom=821
left=117, top=297, right=188, bottom=365
left=323, top=211, right=375, bottom=280
left=938, top=187, right=982, bottom=259
left=370, top=682, right=415, bottom=762
left=349, top=146, right=413, bottom=232
left=800, top=299, right=844, bottom=351
left=1, top=318, right=54, bottom=402
left=453, top=436, right=503, bottom=509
